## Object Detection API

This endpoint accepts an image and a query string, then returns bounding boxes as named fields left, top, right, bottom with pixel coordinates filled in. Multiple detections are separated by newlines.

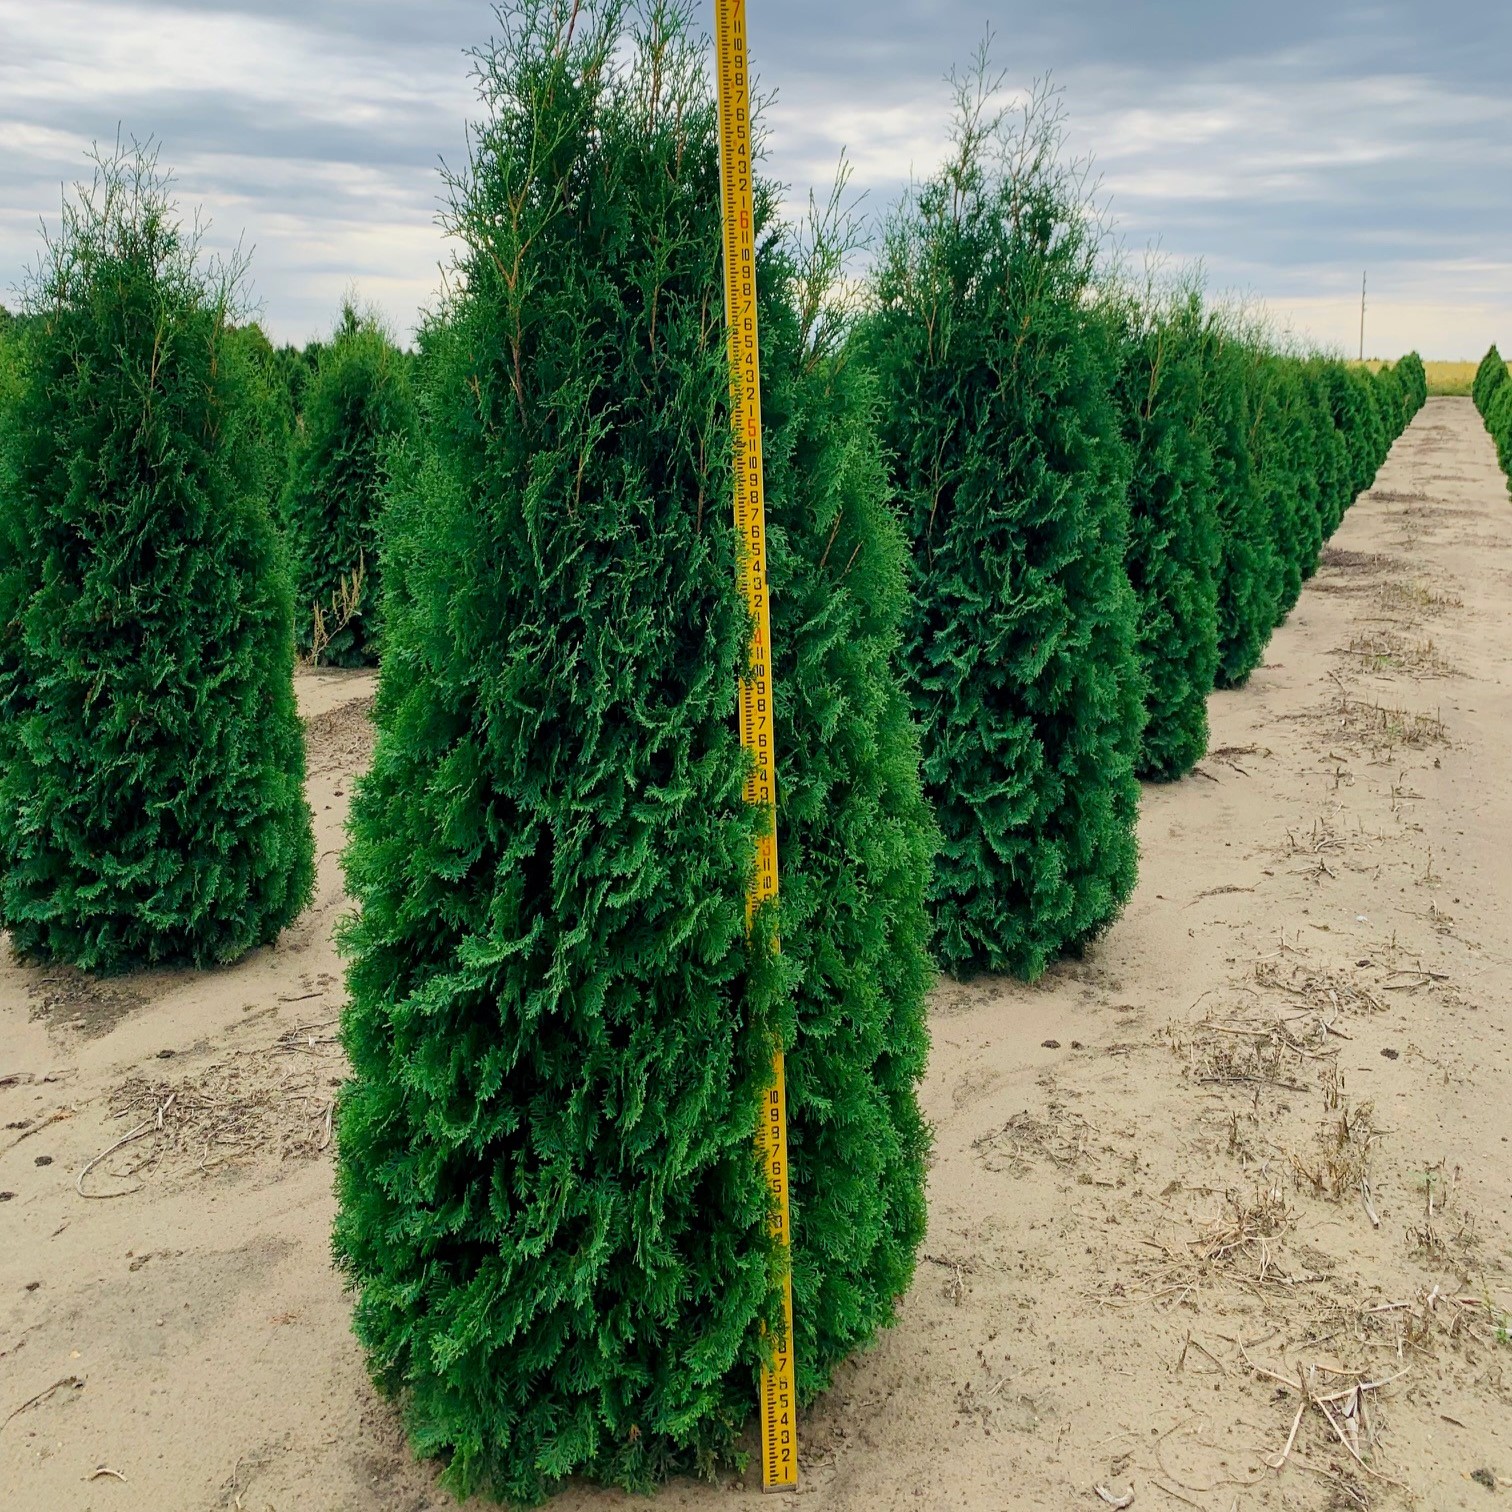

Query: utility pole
left=1359, top=270, right=1366, bottom=362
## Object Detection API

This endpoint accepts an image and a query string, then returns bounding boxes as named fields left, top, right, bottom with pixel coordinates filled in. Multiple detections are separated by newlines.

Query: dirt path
left=2, top=399, right=1508, bottom=1511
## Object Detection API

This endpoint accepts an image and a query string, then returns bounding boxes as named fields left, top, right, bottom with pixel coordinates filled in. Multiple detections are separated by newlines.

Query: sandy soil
left=2, top=397, right=1509, bottom=1512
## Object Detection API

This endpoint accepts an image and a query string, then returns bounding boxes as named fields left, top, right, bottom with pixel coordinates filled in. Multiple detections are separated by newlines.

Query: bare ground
left=2, top=399, right=1510, bottom=1511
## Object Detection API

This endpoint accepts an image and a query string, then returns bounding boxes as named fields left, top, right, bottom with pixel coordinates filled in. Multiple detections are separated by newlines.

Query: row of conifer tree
left=1473, top=344, right=1512, bottom=482
left=0, top=2, right=1428, bottom=1505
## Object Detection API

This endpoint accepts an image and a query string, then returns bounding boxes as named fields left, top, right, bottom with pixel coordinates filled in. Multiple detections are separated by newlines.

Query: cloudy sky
left=1, top=1, right=1507, bottom=358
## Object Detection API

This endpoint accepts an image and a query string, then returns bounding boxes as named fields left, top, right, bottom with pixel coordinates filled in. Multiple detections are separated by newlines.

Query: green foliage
left=1474, top=347, right=1512, bottom=491
left=1305, top=361, right=1352, bottom=541
left=759, top=265, right=934, bottom=1422
left=1321, top=365, right=1368, bottom=514
left=1486, top=379, right=1512, bottom=482
left=1291, top=366, right=1332, bottom=580
left=280, top=304, right=417, bottom=665
left=1353, top=366, right=1389, bottom=483
left=332, top=4, right=932, bottom=1503
left=1249, top=358, right=1306, bottom=623
left=1396, top=352, right=1427, bottom=415
left=1109, top=291, right=1219, bottom=779
left=1378, top=362, right=1409, bottom=435
left=1367, top=367, right=1394, bottom=451
left=1204, top=326, right=1278, bottom=688
left=861, top=71, right=1142, bottom=979
left=225, top=320, right=296, bottom=519
left=1473, top=344, right=1506, bottom=415
left=0, top=313, right=16, bottom=404
left=1328, top=365, right=1377, bottom=503
left=0, top=142, right=313, bottom=971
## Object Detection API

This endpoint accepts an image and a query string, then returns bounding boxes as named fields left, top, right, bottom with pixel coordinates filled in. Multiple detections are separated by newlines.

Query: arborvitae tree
left=1251, top=358, right=1307, bottom=623
left=0, top=312, right=14, bottom=397
left=1291, top=366, right=1330, bottom=576
left=1397, top=351, right=1427, bottom=416
left=280, top=304, right=417, bottom=665
left=1329, top=364, right=1375, bottom=501
left=1305, top=360, right=1352, bottom=540
left=1473, top=344, right=1506, bottom=416
left=758, top=228, right=934, bottom=1415
left=1374, top=363, right=1408, bottom=438
left=1204, top=323, right=1277, bottom=687
left=1319, top=363, right=1365, bottom=532
left=274, top=339, right=319, bottom=419
left=1109, top=289, right=1218, bottom=778
left=1349, top=366, right=1388, bottom=484
left=1368, top=366, right=1399, bottom=457
left=861, top=71, right=1143, bottom=978
left=332, top=5, right=932, bottom=1502
left=225, top=320, right=295, bottom=520
left=1486, top=378, right=1512, bottom=482
left=0, top=143, right=313, bottom=971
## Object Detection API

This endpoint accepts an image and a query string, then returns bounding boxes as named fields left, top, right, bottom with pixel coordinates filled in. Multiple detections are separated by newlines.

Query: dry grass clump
left=972, top=1104, right=1105, bottom=1177
left=1371, top=577, right=1463, bottom=623
left=1340, top=629, right=1457, bottom=679
left=1284, top=672, right=1449, bottom=758
left=1306, top=677, right=1449, bottom=755
left=1170, top=1008, right=1333, bottom=1092
left=1192, top=1183, right=1296, bottom=1273
left=1253, top=959, right=1388, bottom=1017
left=1290, top=1101, right=1376, bottom=1205
left=1318, top=546, right=1394, bottom=576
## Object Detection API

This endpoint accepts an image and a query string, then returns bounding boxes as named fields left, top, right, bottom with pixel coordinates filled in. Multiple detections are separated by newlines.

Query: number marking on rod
left=713, top=0, right=796, bottom=1493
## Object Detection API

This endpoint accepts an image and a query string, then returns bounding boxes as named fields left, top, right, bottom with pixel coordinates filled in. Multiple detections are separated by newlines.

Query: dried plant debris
left=1137, top=1184, right=1323, bottom=1296
left=1310, top=681, right=1449, bottom=752
left=26, top=967, right=150, bottom=1037
left=1371, top=577, right=1464, bottom=623
left=1339, top=629, right=1457, bottom=679
left=973, top=1104, right=1116, bottom=1182
left=1290, top=1101, right=1376, bottom=1207
left=1192, top=1184, right=1297, bottom=1276
left=1208, top=742, right=1272, bottom=775
left=1253, top=960, right=1389, bottom=1016
left=82, top=1045, right=340, bottom=1195
left=1172, top=1014, right=1322, bottom=1092
left=303, top=695, right=377, bottom=777
left=1319, top=546, right=1395, bottom=576
left=1242, top=1347, right=1409, bottom=1497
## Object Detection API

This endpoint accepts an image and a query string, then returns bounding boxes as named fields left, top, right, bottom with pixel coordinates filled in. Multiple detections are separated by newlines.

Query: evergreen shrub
left=861, top=70, right=1143, bottom=979
left=1353, top=366, right=1389, bottom=478
left=1321, top=362, right=1370, bottom=522
left=1110, top=290, right=1219, bottom=778
left=1204, top=324, right=1278, bottom=687
left=0, top=142, right=313, bottom=971
left=1473, top=344, right=1506, bottom=416
left=226, top=320, right=295, bottom=521
left=1305, top=360, right=1352, bottom=540
left=332, top=4, right=932, bottom=1502
left=1289, top=366, right=1328, bottom=581
left=1250, top=358, right=1307, bottom=623
left=1396, top=352, right=1427, bottom=416
left=1371, top=362, right=1404, bottom=438
left=280, top=304, right=417, bottom=665
left=1486, top=378, right=1512, bottom=480
left=1332, top=365, right=1377, bottom=500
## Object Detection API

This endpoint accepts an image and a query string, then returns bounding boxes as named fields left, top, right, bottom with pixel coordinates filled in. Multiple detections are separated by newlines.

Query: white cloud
left=0, top=0, right=1508, bottom=356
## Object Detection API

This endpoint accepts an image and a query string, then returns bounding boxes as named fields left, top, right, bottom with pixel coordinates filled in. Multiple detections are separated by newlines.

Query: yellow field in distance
left=1354, top=358, right=1510, bottom=397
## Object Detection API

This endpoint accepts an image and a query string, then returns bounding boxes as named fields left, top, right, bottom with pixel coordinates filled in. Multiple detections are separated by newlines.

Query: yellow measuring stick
left=713, top=0, right=797, bottom=1493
